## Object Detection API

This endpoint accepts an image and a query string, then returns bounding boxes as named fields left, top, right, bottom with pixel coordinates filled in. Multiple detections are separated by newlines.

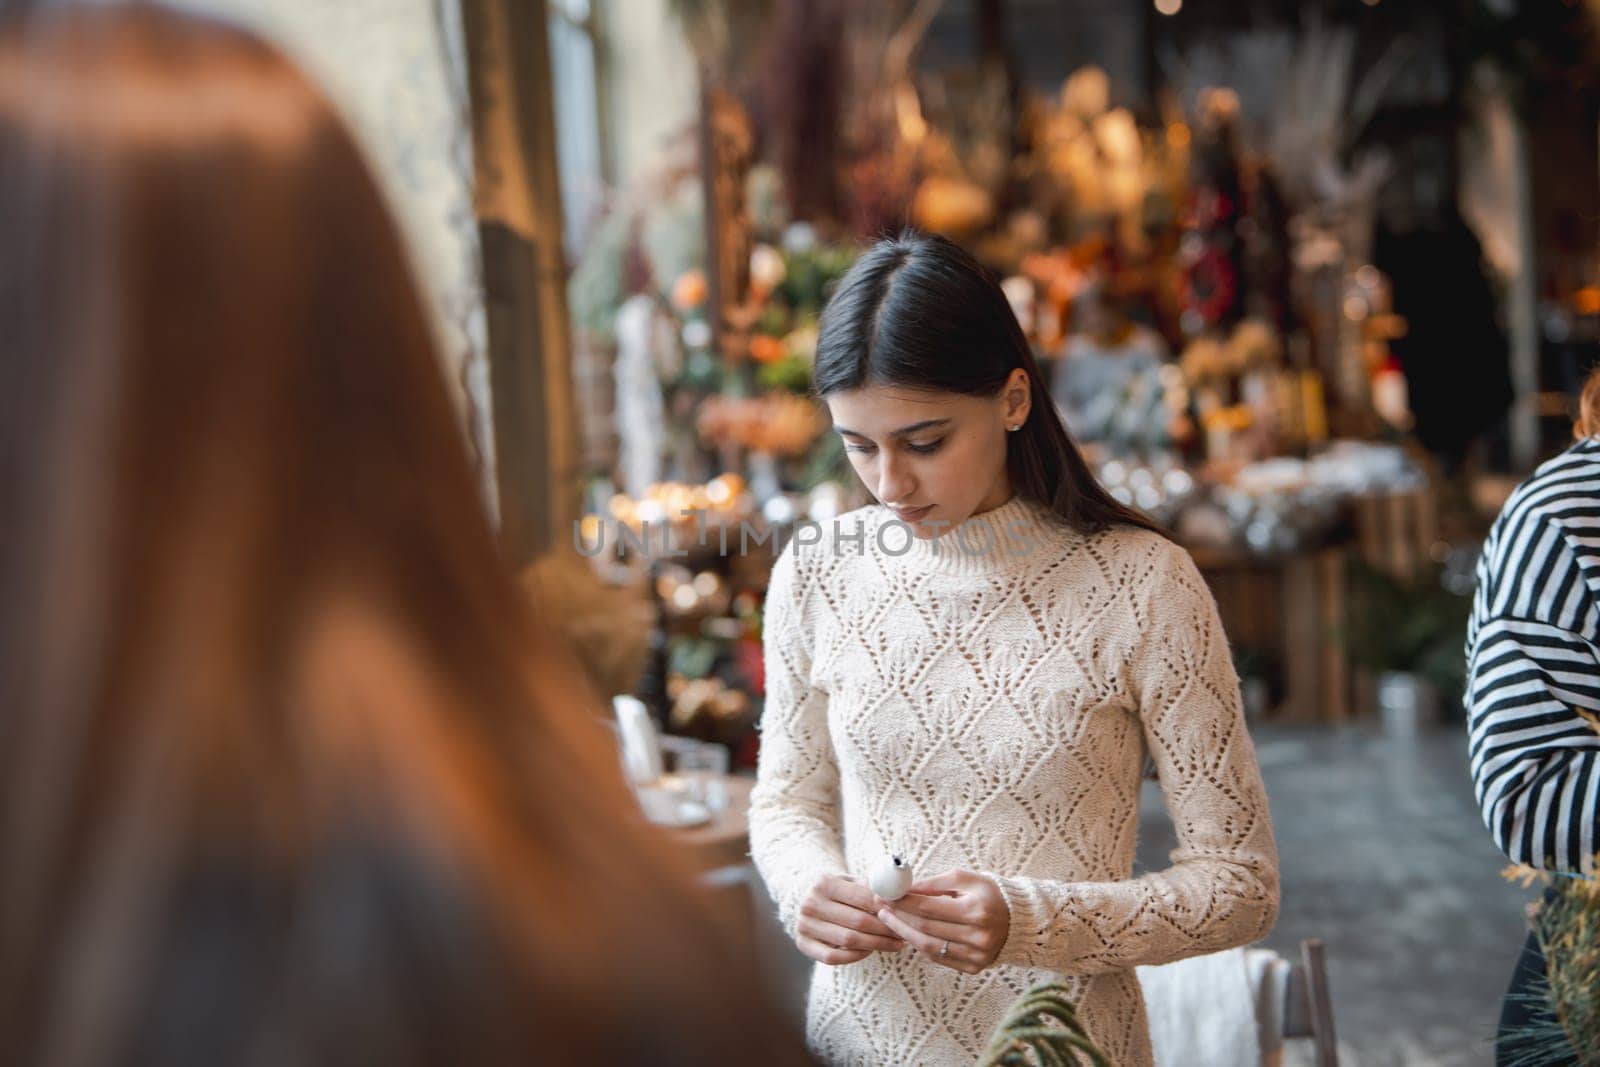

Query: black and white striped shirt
left=1468, top=437, right=1600, bottom=873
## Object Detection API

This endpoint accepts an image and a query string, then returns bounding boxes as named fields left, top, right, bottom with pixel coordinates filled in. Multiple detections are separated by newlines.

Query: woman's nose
left=876, top=452, right=915, bottom=505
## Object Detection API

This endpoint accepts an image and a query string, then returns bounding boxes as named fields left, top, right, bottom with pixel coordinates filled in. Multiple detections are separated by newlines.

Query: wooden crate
left=1353, top=486, right=1438, bottom=581
left=1192, top=545, right=1350, bottom=722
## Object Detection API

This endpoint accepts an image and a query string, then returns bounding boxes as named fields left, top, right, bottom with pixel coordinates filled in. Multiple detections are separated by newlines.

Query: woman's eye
left=907, top=438, right=945, bottom=455
left=844, top=443, right=877, bottom=455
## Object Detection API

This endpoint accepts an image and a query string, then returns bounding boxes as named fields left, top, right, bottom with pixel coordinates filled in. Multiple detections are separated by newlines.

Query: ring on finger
left=939, top=939, right=950, bottom=958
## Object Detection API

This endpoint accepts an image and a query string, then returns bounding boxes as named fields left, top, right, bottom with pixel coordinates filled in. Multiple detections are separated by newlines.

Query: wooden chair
left=1282, top=939, right=1339, bottom=1067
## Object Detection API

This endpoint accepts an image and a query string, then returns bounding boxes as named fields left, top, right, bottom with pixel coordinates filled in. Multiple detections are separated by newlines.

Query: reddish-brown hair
left=1576, top=365, right=1600, bottom=440
left=0, top=5, right=805, bottom=1064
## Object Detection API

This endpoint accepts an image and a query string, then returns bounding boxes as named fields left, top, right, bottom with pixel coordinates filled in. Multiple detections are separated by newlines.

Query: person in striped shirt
left=1466, top=370, right=1600, bottom=1065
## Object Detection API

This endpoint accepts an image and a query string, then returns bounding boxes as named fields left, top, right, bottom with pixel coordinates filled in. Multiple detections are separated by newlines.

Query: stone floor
left=1144, top=723, right=1526, bottom=1067
left=752, top=722, right=1529, bottom=1066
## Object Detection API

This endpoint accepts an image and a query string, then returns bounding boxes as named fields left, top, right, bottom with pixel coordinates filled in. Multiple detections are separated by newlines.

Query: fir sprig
left=1501, top=861, right=1600, bottom=1064
left=977, top=983, right=1113, bottom=1067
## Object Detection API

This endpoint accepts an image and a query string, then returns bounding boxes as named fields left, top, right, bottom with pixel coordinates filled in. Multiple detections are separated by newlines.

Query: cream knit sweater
left=749, top=496, right=1279, bottom=1066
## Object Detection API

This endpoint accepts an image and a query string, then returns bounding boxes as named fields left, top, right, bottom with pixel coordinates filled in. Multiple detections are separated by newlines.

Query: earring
left=1007, top=424, right=1021, bottom=432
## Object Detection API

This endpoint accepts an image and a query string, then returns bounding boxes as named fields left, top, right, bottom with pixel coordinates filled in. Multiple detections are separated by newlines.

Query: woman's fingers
left=875, top=890, right=971, bottom=925
left=798, top=912, right=905, bottom=954
left=908, top=870, right=968, bottom=895
left=796, top=871, right=998, bottom=973
left=795, top=933, right=871, bottom=966
left=795, top=875, right=906, bottom=961
left=874, top=907, right=984, bottom=975
left=804, top=896, right=904, bottom=945
left=825, top=875, right=890, bottom=914
left=873, top=906, right=927, bottom=951
left=873, top=905, right=971, bottom=947
left=891, top=869, right=1010, bottom=968
left=815, top=875, right=900, bottom=938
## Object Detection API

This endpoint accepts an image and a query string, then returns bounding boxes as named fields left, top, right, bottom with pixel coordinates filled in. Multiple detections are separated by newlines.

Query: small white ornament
left=870, top=854, right=913, bottom=901
left=749, top=243, right=787, bottom=292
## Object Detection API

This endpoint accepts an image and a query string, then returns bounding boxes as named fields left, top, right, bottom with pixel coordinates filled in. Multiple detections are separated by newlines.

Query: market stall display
left=561, top=2, right=1518, bottom=753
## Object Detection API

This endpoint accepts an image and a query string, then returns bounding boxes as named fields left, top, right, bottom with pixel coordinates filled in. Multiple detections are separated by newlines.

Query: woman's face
left=825, top=369, right=1030, bottom=538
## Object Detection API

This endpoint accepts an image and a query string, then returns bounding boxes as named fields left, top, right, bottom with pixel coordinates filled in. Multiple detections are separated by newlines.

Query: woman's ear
left=1003, top=368, right=1032, bottom=429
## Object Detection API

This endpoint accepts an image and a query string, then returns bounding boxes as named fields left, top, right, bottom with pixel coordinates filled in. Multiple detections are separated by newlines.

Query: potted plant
left=1343, top=557, right=1472, bottom=733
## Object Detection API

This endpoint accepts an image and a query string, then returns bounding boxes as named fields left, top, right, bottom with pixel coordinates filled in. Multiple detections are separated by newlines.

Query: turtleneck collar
left=872, top=494, right=1070, bottom=576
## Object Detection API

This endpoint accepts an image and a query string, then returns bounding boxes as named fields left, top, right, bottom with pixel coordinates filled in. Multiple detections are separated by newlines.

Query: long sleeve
left=748, top=543, right=847, bottom=936
left=1468, top=511, right=1600, bottom=873
left=985, top=547, right=1279, bottom=974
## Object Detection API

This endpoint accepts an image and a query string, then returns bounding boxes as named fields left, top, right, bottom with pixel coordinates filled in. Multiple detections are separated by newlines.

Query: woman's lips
left=891, top=505, right=933, bottom=522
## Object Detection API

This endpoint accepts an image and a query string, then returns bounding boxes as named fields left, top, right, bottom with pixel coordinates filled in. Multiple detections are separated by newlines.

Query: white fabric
left=1137, top=946, right=1292, bottom=1067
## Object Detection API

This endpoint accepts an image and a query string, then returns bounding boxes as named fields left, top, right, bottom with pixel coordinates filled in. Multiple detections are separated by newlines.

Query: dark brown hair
left=812, top=231, right=1167, bottom=538
left=0, top=6, right=806, bottom=1064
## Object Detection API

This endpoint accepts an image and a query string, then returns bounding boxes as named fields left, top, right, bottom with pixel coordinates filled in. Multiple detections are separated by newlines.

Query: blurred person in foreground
left=0, top=5, right=809, bottom=1065
left=1466, top=368, right=1600, bottom=1066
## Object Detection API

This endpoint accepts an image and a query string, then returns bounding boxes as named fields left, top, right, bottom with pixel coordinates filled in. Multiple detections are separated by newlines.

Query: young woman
left=0, top=6, right=809, bottom=1064
left=1468, top=369, right=1600, bottom=1066
left=749, top=232, right=1280, bottom=1066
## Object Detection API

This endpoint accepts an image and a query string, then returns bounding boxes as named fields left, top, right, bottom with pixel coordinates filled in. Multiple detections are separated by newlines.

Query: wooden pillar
left=698, top=73, right=727, bottom=363
left=461, top=0, right=579, bottom=566
left=1508, top=106, right=1541, bottom=471
left=698, top=79, right=754, bottom=377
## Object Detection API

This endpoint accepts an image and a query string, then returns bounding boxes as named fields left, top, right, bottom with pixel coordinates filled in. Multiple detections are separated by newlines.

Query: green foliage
left=667, top=636, right=720, bottom=681
left=567, top=208, right=631, bottom=335
left=1501, top=870, right=1600, bottom=1066
left=566, top=183, right=705, bottom=337
left=977, top=983, right=1112, bottom=1067
left=794, top=432, right=848, bottom=493
left=1497, top=991, right=1578, bottom=1067
left=1342, top=557, right=1470, bottom=699
left=641, top=185, right=706, bottom=291
left=1536, top=877, right=1600, bottom=1066
left=778, top=243, right=856, bottom=311
left=756, top=354, right=813, bottom=394
left=755, top=301, right=791, bottom=337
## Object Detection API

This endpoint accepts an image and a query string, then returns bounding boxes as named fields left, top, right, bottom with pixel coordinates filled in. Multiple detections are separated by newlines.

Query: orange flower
left=672, top=269, right=708, bottom=311
left=749, top=333, right=787, bottom=364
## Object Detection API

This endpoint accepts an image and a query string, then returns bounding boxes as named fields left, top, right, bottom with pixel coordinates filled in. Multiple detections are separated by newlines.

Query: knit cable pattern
left=750, top=496, right=1279, bottom=1066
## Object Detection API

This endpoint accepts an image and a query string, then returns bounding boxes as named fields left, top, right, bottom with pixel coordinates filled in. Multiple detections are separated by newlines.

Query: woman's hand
left=795, top=873, right=907, bottom=965
left=873, top=870, right=1010, bottom=975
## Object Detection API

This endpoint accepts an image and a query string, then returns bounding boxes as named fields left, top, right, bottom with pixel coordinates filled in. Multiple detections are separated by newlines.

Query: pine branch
left=978, top=982, right=1113, bottom=1067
